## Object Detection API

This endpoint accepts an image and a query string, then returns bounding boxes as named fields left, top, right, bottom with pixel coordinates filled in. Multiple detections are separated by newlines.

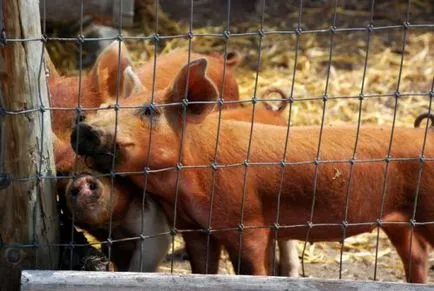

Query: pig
left=64, top=173, right=170, bottom=272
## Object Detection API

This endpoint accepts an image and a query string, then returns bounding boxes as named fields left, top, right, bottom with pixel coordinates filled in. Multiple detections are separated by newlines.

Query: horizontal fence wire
left=0, top=0, right=434, bottom=284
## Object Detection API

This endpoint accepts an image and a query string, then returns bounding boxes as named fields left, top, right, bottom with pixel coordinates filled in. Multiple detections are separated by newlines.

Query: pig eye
left=136, top=104, right=160, bottom=118
left=73, top=112, right=86, bottom=125
left=89, top=181, right=97, bottom=191
left=70, top=188, right=79, bottom=198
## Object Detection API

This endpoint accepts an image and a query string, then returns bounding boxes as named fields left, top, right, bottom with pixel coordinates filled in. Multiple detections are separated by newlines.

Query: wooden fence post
left=0, top=0, right=59, bottom=274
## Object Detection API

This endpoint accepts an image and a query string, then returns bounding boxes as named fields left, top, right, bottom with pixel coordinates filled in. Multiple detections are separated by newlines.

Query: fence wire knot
left=419, top=156, right=425, bottom=163
left=409, top=219, right=417, bottom=227
left=201, top=228, right=212, bottom=235
left=0, top=29, right=6, bottom=46
left=68, top=241, right=75, bottom=250
left=330, top=26, right=337, bottom=34
left=376, top=219, right=382, bottom=227
left=152, top=33, right=160, bottom=43
left=0, top=173, right=11, bottom=190
left=210, top=162, right=218, bottom=171
left=273, top=223, right=280, bottom=231
left=217, top=98, right=224, bottom=107
left=182, top=98, right=189, bottom=108
left=384, top=155, right=392, bottom=163
left=76, top=34, right=85, bottom=44
left=0, top=105, right=5, bottom=116
left=295, top=27, right=303, bottom=36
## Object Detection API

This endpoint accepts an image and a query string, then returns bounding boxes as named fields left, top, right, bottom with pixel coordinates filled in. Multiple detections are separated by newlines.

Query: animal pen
left=0, top=0, right=433, bottom=290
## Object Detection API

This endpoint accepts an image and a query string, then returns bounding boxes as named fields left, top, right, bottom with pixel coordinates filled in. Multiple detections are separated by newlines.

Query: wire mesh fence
left=1, top=0, right=434, bottom=287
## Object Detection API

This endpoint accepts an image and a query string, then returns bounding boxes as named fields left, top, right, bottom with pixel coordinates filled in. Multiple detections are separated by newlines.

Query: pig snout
left=70, top=123, right=103, bottom=156
left=68, top=176, right=102, bottom=201
left=70, top=123, right=117, bottom=173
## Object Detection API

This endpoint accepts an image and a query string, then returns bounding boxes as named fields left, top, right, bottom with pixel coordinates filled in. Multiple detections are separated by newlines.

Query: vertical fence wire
left=271, top=0, right=305, bottom=277
left=35, top=0, right=50, bottom=267
left=165, top=0, right=195, bottom=273
left=338, top=0, right=376, bottom=279
left=406, top=77, right=434, bottom=282
left=138, top=0, right=161, bottom=273
left=205, top=0, right=233, bottom=274
left=105, top=0, right=126, bottom=271
left=301, top=0, right=339, bottom=277
left=235, top=0, right=266, bottom=274
left=372, top=0, right=412, bottom=281
left=67, top=0, right=86, bottom=270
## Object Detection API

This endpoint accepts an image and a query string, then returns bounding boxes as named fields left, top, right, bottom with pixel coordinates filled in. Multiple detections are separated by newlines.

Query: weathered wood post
left=0, top=0, right=59, bottom=277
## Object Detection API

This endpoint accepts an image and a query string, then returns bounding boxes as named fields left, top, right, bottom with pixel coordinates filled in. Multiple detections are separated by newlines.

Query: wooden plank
left=0, top=261, right=21, bottom=291
left=0, top=0, right=58, bottom=270
left=21, top=271, right=434, bottom=291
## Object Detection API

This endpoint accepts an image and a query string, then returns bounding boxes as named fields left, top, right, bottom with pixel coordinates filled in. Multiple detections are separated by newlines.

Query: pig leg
left=222, top=228, right=272, bottom=275
left=128, top=236, right=171, bottom=272
left=382, top=224, right=429, bottom=283
left=183, top=232, right=222, bottom=274
left=278, top=239, right=300, bottom=277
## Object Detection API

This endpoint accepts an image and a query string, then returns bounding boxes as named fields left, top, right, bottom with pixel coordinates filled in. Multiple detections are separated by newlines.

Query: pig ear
left=226, top=51, right=242, bottom=68
left=121, top=66, right=144, bottom=98
left=90, top=41, right=133, bottom=98
left=169, top=58, right=218, bottom=123
left=208, top=51, right=242, bottom=68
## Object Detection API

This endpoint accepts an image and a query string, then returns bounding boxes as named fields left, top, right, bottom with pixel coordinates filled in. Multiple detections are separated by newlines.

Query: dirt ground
left=156, top=232, right=434, bottom=282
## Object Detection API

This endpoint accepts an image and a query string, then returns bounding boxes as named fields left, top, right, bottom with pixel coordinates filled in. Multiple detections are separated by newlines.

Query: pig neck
left=139, top=118, right=268, bottom=202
